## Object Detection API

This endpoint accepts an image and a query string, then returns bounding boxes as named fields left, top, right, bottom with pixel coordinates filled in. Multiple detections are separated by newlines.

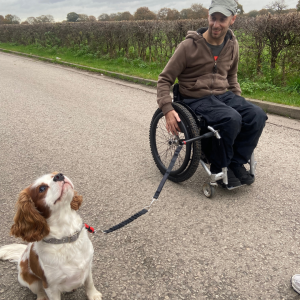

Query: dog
left=0, top=172, right=102, bottom=300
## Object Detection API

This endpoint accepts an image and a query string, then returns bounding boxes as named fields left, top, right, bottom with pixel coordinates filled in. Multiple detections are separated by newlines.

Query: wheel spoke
left=150, top=104, right=201, bottom=181
left=157, top=119, right=170, bottom=141
left=155, top=118, right=189, bottom=171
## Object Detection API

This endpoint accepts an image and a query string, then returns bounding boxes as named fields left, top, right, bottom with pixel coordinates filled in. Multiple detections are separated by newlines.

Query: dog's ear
left=10, top=191, right=50, bottom=242
left=70, top=191, right=82, bottom=211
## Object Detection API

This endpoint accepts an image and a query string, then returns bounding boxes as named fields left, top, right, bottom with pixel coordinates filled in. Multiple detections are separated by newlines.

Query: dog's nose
left=53, top=173, right=65, bottom=182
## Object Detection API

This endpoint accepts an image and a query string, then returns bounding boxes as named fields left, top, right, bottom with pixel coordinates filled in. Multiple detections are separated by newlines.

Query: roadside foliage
left=0, top=13, right=299, bottom=86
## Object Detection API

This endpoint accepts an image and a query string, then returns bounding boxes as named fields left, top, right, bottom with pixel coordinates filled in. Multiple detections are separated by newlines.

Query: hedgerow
left=0, top=14, right=299, bottom=86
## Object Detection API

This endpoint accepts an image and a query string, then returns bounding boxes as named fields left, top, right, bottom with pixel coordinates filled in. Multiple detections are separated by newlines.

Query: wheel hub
left=168, top=137, right=180, bottom=146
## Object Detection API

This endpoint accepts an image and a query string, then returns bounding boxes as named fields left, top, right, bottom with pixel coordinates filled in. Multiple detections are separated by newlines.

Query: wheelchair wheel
left=202, top=182, right=216, bottom=198
left=149, top=102, right=201, bottom=183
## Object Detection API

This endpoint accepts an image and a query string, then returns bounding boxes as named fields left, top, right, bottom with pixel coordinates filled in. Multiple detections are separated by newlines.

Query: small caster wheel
left=202, top=182, right=216, bottom=198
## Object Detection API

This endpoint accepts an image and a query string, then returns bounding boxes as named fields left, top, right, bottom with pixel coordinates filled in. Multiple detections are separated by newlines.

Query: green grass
left=0, top=42, right=162, bottom=80
left=0, top=42, right=299, bottom=107
left=242, top=90, right=300, bottom=107
left=239, top=79, right=300, bottom=107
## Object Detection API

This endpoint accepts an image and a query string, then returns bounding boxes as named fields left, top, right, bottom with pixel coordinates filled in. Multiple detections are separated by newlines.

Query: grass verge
left=0, top=42, right=299, bottom=107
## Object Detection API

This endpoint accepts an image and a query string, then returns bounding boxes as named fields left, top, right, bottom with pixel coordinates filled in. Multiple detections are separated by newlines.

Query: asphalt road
left=0, top=52, right=300, bottom=300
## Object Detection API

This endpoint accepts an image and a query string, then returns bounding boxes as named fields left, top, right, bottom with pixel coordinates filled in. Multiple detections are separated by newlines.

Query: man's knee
left=250, top=105, right=268, bottom=129
left=226, top=95, right=267, bottom=128
left=257, top=106, right=268, bottom=123
left=227, top=110, right=242, bottom=128
left=236, top=97, right=267, bottom=127
left=218, top=110, right=242, bottom=138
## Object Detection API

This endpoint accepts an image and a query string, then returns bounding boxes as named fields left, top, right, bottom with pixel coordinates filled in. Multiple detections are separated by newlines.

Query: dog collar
left=43, top=224, right=84, bottom=244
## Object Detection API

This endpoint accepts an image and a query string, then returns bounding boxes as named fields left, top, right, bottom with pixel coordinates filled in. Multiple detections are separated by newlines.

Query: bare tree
left=109, top=13, right=118, bottom=21
left=45, top=15, right=55, bottom=22
left=36, top=15, right=55, bottom=23
left=297, top=0, right=300, bottom=11
left=26, top=17, right=38, bottom=24
left=0, top=15, right=5, bottom=24
left=4, top=14, right=21, bottom=24
left=167, top=9, right=180, bottom=20
left=77, top=14, right=89, bottom=22
left=88, top=16, right=97, bottom=22
left=157, top=8, right=180, bottom=20
left=118, top=11, right=133, bottom=21
left=157, top=7, right=170, bottom=20
left=190, top=3, right=208, bottom=19
left=98, top=14, right=110, bottom=21
left=265, top=0, right=288, bottom=13
left=180, top=8, right=193, bottom=19
left=134, top=7, right=156, bottom=20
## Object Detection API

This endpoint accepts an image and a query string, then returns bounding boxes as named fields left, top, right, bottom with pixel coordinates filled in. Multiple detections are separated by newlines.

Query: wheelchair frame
left=149, top=86, right=256, bottom=198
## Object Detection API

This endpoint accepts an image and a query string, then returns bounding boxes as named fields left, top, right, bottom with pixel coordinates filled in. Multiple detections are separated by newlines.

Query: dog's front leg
left=44, top=288, right=61, bottom=300
left=85, top=269, right=102, bottom=300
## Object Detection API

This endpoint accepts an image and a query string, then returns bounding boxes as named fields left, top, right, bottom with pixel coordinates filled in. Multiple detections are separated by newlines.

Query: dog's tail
left=0, top=244, right=27, bottom=263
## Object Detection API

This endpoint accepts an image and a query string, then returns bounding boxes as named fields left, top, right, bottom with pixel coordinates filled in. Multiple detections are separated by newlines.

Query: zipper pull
left=213, top=61, right=217, bottom=74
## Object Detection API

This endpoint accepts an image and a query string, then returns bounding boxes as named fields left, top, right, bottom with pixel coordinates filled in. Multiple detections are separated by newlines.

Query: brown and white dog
left=0, top=172, right=102, bottom=300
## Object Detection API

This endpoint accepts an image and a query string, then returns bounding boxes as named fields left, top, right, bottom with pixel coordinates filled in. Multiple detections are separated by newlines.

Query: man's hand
left=165, top=110, right=181, bottom=135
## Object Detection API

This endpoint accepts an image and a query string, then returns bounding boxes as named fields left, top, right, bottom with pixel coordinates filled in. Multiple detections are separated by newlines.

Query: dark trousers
left=184, top=91, right=268, bottom=169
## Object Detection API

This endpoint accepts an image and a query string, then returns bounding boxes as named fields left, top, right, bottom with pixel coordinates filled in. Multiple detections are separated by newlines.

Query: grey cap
left=209, top=0, right=237, bottom=16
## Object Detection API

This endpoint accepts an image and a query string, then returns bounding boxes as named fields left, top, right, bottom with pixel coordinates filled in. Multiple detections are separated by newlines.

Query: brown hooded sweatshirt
left=157, top=28, right=241, bottom=115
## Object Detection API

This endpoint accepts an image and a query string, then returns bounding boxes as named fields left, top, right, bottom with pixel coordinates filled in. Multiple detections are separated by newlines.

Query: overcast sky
left=0, top=0, right=298, bottom=22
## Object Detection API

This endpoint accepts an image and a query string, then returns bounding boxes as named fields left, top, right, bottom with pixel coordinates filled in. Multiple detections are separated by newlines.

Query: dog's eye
left=39, top=186, right=48, bottom=193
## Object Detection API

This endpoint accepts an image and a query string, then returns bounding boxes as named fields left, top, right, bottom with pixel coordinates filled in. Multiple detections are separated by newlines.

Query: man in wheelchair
left=156, top=0, right=267, bottom=188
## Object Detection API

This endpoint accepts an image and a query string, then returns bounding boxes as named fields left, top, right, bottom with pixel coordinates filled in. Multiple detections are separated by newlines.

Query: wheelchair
left=149, top=84, right=256, bottom=198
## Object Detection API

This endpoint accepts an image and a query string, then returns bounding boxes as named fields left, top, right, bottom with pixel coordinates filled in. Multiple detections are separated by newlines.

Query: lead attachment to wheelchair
left=179, top=126, right=219, bottom=145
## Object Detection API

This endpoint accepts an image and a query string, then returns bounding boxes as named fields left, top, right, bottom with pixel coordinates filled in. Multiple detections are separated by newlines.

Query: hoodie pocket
left=214, top=74, right=229, bottom=90
left=181, top=75, right=211, bottom=92
left=189, top=80, right=203, bottom=91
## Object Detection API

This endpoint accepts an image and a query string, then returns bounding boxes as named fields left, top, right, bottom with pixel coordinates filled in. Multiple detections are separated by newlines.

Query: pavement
left=0, top=51, right=300, bottom=300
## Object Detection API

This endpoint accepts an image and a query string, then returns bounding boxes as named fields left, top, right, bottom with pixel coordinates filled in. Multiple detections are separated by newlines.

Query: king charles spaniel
left=0, top=172, right=102, bottom=300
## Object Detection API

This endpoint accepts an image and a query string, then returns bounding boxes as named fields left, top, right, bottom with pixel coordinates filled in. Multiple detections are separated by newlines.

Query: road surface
left=0, top=52, right=300, bottom=300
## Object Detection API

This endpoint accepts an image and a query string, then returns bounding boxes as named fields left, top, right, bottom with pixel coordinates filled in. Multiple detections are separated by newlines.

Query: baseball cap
left=209, top=0, right=237, bottom=16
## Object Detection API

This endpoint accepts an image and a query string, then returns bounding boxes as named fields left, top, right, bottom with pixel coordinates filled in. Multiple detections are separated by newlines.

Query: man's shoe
left=291, top=275, right=300, bottom=294
left=210, top=164, right=241, bottom=188
left=226, top=168, right=242, bottom=188
left=229, top=163, right=255, bottom=185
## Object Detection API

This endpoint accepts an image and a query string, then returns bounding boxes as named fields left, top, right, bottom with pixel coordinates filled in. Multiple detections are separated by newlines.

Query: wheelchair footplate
left=219, top=182, right=247, bottom=191
left=201, top=164, right=254, bottom=198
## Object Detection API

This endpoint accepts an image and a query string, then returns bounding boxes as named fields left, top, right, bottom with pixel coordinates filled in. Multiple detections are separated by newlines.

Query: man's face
left=207, top=12, right=236, bottom=41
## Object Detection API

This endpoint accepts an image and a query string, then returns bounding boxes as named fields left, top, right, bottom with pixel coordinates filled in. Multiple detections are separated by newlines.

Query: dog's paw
left=36, top=293, right=49, bottom=300
left=87, top=290, right=102, bottom=300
